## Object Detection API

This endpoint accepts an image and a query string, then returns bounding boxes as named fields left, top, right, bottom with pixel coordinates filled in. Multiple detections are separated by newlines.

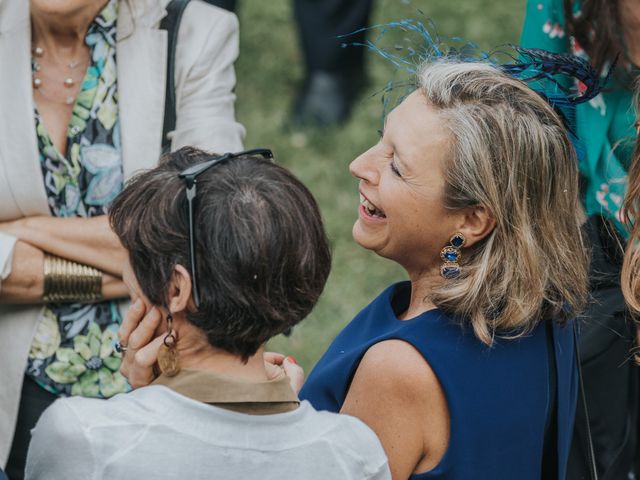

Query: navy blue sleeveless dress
left=300, top=282, right=578, bottom=479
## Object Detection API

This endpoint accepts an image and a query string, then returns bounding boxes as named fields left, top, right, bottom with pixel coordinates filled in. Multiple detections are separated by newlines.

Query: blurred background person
left=26, top=147, right=390, bottom=480
left=521, top=1, right=640, bottom=478
left=290, top=0, right=373, bottom=126
left=202, top=0, right=374, bottom=127
left=0, top=0, right=244, bottom=478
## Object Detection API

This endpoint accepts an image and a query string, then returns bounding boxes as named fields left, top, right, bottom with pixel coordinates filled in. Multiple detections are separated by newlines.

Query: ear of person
left=456, top=205, right=496, bottom=248
left=166, top=264, right=193, bottom=315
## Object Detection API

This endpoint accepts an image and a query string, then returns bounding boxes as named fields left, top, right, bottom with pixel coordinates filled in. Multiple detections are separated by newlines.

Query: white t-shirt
left=25, top=386, right=390, bottom=480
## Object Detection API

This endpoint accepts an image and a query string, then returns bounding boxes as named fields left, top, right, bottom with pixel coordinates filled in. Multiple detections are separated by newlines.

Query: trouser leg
left=201, top=0, right=237, bottom=12
left=293, top=0, right=373, bottom=75
left=5, top=377, right=57, bottom=480
left=291, top=0, right=373, bottom=125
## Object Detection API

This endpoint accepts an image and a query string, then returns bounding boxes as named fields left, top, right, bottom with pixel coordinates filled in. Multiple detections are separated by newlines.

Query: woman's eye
left=390, top=161, right=402, bottom=177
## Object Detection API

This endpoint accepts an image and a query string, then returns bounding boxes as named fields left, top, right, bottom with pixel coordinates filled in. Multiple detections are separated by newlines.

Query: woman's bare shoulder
left=341, top=339, right=450, bottom=478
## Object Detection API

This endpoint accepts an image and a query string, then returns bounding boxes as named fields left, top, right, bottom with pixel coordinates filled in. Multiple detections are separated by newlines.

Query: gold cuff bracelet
left=43, top=254, right=103, bottom=303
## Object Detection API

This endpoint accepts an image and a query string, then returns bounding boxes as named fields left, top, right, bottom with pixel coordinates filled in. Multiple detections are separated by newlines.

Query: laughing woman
left=298, top=61, right=589, bottom=479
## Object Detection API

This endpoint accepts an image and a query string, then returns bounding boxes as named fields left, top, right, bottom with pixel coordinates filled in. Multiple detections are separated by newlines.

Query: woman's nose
left=349, top=146, right=380, bottom=185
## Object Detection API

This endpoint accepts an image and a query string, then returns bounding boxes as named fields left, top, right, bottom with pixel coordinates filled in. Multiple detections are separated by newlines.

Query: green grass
left=235, top=0, right=525, bottom=372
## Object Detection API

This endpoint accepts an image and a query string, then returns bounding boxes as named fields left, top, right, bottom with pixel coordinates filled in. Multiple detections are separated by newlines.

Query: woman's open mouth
left=360, top=193, right=386, bottom=219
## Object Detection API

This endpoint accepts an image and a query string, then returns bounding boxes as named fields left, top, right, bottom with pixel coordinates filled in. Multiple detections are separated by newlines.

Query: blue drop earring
left=440, top=233, right=466, bottom=279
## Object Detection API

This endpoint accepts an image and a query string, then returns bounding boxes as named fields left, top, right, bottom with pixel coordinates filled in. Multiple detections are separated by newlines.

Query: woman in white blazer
left=0, top=0, right=245, bottom=476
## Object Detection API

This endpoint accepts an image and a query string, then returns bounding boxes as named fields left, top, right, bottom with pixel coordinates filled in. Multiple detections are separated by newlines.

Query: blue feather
left=339, top=19, right=615, bottom=124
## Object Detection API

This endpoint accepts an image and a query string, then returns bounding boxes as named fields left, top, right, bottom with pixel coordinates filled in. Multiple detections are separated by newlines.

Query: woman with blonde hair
left=295, top=59, right=590, bottom=479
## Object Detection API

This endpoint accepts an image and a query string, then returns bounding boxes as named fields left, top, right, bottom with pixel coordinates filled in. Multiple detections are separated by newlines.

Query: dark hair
left=563, top=0, right=624, bottom=75
left=110, top=147, right=332, bottom=360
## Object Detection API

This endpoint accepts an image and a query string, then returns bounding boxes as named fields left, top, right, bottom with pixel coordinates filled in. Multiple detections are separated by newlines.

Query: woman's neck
left=173, top=325, right=270, bottom=382
left=399, top=268, right=441, bottom=320
left=30, top=1, right=107, bottom=55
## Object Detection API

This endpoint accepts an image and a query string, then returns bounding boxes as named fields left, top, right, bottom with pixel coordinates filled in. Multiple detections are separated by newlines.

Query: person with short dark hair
left=25, top=147, right=390, bottom=480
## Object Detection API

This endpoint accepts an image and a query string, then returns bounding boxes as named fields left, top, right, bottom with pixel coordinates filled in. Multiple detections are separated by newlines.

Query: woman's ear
left=458, top=205, right=496, bottom=248
left=166, top=264, right=193, bottom=315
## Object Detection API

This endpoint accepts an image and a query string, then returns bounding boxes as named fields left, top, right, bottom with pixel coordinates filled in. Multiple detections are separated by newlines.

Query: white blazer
left=0, top=0, right=245, bottom=466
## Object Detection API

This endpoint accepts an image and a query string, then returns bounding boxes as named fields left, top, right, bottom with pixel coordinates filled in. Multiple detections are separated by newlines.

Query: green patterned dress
left=521, top=0, right=636, bottom=236
left=26, top=0, right=129, bottom=398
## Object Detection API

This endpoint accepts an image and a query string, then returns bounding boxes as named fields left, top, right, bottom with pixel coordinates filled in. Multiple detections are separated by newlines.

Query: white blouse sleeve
left=25, top=400, right=95, bottom=480
left=0, top=232, right=17, bottom=291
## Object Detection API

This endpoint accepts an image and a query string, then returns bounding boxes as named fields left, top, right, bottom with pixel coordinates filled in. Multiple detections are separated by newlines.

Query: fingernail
left=133, top=298, right=143, bottom=310
left=285, top=356, right=297, bottom=365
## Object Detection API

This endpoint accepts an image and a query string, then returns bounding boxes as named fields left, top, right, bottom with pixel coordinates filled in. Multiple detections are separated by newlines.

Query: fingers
left=264, top=361, right=286, bottom=381
left=118, top=299, right=145, bottom=346
left=121, top=335, right=164, bottom=389
left=127, top=307, right=162, bottom=350
left=282, top=356, right=305, bottom=394
left=134, top=335, right=165, bottom=368
left=264, top=351, right=286, bottom=366
left=264, top=352, right=304, bottom=392
left=118, top=300, right=164, bottom=390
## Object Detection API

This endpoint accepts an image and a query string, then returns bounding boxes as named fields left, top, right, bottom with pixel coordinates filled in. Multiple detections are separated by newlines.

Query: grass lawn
left=235, top=0, right=526, bottom=372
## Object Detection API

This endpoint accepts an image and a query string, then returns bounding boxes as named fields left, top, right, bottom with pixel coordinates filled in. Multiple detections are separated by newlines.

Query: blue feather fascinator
left=342, top=18, right=614, bottom=127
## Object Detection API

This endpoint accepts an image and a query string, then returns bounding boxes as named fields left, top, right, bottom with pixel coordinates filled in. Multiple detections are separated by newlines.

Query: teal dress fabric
left=521, top=0, right=636, bottom=236
left=25, top=0, right=129, bottom=398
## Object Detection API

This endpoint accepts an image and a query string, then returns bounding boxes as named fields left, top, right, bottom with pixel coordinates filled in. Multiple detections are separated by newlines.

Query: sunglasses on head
left=178, top=148, right=274, bottom=307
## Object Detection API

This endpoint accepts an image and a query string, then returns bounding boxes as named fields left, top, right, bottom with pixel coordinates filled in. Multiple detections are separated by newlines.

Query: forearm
left=0, top=241, right=43, bottom=303
left=1, top=216, right=126, bottom=277
left=0, top=240, right=128, bottom=304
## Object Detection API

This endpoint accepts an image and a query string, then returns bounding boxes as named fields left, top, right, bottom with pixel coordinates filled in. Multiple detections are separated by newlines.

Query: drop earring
left=440, top=232, right=466, bottom=279
left=157, top=313, right=180, bottom=377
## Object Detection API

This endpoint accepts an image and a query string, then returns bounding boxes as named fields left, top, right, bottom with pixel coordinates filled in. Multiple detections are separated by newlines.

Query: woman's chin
left=352, top=220, right=387, bottom=255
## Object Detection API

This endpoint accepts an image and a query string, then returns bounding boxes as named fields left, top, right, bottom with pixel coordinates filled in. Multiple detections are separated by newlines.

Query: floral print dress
left=521, top=0, right=636, bottom=236
left=26, top=0, right=129, bottom=398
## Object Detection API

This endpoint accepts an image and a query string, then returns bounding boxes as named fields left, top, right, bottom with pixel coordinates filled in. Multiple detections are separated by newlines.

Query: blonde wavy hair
left=420, top=61, right=589, bottom=344
left=621, top=83, right=640, bottom=313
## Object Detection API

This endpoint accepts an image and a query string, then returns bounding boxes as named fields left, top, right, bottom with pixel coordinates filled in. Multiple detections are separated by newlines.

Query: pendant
left=64, top=78, right=74, bottom=87
left=157, top=343, right=180, bottom=377
left=33, top=46, right=44, bottom=57
left=33, top=77, right=42, bottom=89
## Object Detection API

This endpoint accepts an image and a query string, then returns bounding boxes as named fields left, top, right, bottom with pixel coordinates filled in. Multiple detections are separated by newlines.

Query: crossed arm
left=0, top=215, right=128, bottom=303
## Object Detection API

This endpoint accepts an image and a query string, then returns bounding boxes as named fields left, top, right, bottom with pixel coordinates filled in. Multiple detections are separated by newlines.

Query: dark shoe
left=290, top=70, right=363, bottom=127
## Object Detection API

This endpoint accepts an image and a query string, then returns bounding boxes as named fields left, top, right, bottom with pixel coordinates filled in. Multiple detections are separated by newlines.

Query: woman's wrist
left=102, top=273, right=129, bottom=299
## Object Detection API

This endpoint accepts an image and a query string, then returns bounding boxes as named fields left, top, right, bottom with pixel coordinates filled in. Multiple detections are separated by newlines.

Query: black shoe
left=290, top=70, right=363, bottom=127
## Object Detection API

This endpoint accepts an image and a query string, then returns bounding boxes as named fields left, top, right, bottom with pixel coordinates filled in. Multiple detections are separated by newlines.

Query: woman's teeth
left=360, top=194, right=386, bottom=218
